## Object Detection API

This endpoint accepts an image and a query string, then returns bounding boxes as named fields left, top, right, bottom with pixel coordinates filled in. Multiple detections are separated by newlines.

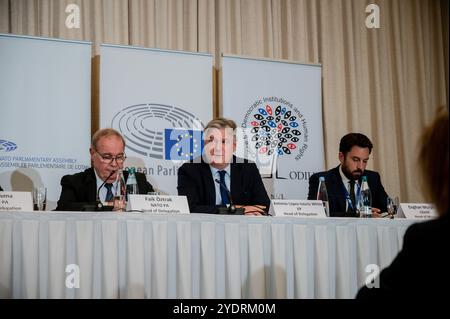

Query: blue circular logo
left=0, top=140, right=18, bottom=152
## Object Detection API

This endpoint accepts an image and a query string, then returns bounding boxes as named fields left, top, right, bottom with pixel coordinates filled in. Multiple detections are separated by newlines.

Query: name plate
left=0, top=191, right=33, bottom=212
left=270, top=200, right=327, bottom=218
left=397, top=203, right=438, bottom=220
left=127, top=194, right=190, bottom=214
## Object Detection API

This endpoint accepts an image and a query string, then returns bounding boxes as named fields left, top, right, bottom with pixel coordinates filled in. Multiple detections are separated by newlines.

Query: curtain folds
left=0, top=0, right=448, bottom=203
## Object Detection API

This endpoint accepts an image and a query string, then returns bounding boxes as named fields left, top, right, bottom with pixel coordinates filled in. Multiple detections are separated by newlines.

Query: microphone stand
left=214, top=179, right=245, bottom=215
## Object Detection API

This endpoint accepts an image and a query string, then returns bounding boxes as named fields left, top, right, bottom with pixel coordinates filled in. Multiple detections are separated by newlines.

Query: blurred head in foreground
left=417, top=107, right=449, bottom=216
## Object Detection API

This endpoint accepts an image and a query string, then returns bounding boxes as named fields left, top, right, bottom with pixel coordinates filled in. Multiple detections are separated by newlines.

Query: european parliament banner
left=0, top=34, right=92, bottom=210
left=222, top=55, right=324, bottom=200
left=100, top=44, right=213, bottom=195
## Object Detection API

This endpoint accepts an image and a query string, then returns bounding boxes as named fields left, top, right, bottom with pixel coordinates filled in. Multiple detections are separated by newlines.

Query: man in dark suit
left=0, top=185, right=3, bottom=191
left=56, top=128, right=154, bottom=211
left=308, top=133, right=388, bottom=217
left=177, top=118, right=270, bottom=215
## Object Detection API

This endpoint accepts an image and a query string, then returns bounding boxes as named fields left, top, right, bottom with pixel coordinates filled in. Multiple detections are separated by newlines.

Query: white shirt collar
left=210, top=164, right=231, bottom=178
left=94, top=168, right=118, bottom=203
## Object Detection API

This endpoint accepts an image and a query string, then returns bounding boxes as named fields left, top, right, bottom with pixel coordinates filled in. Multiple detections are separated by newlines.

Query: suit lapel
left=329, top=166, right=347, bottom=212
left=86, top=168, right=98, bottom=203
left=202, top=163, right=216, bottom=206
left=230, top=163, right=242, bottom=201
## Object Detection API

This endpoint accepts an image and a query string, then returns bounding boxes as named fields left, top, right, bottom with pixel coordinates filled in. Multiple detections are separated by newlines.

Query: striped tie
left=105, top=183, right=114, bottom=202
left=218, top=170, right=230, bottom=205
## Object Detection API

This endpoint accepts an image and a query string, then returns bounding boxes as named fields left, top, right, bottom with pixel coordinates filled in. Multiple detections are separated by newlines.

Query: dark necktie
left=218, top=170, right=230, bottom=205
left=105, top=183, right=114, bottom=202
left=348, top=180, right=356, bottom=214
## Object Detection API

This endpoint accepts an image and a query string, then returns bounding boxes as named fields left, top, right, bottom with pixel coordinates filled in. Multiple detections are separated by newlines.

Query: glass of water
left=387, top=197, right=395, bottom=218
left=393, top=196, right=399, bottom=216
left=33, top=187, right=47, bottom=211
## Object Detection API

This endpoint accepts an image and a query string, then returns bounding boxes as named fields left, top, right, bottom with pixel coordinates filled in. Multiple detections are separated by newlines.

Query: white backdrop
left=222, top=55, right=324, bottom=200
left=100, top=44, right=213, bottom=195
left=0, top=34, right=92, bottom=210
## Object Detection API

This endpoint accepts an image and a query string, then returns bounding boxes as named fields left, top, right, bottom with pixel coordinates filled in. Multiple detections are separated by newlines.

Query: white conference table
left=0, top=211, right=417, bottom=299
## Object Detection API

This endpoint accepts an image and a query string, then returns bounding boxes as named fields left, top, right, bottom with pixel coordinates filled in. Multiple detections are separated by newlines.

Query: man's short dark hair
left=339, top=133, right=373, bottom=155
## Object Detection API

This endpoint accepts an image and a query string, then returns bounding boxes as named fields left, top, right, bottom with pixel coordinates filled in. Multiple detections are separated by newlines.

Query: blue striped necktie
left=218, top=170, right=230, bottom=205
left=105, top=183, right=114, bottom=202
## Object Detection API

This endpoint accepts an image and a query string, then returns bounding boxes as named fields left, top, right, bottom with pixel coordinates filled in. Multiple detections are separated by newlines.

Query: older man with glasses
left=56, top=128, right=154, bottom=211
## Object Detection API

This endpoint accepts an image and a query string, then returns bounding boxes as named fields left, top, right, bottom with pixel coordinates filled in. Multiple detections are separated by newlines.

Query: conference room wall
left=0, top=0, right=448, bottom=204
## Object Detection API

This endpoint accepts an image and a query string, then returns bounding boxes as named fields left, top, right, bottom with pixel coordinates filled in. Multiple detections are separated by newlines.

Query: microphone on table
left=96, top=170, right=116, bottom=211
left=214, top=179, right=245, bottom=215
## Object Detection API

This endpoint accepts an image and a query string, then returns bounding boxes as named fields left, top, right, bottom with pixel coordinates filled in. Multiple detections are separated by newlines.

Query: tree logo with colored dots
left=251, top=104, right=301, bottom=156
left=241, top=97, right=309, bottom=178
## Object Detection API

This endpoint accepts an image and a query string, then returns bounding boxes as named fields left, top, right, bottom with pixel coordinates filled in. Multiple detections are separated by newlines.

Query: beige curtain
left=1, top=0, right=448, bottom=203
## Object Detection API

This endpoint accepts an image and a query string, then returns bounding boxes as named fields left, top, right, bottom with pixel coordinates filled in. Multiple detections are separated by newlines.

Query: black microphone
left=96, top=170, right=116, bottom=210
left=214, top=179, right=245, bottom=215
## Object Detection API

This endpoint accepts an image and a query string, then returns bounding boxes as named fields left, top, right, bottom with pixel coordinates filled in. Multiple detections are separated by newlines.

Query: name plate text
left=270, top=200, right=327, bottom=218
left=397, top=203, right=438, bottom=220
left=127, top=194, right=190, bottom=214
left=0, top=191, right=33, bottom=212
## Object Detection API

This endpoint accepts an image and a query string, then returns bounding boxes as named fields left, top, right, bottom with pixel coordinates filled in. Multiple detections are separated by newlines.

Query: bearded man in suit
left=308, top=133, right=388, bottom=217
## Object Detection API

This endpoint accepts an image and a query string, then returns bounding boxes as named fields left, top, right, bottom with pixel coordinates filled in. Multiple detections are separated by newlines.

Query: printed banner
left=222, top=55, right=324, bottom=200
left=0, top=34, right=92, bottom=210
left=100, top=45, right=213, bottom=195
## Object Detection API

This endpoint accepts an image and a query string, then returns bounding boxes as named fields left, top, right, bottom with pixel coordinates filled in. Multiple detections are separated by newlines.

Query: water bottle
left=359, top=176, right=372, bottom=218
left=317, top=176, right=329, bottom=217
left=114, top=169, right=126, bottom=212
left=125, top=167, right=139, bottom=201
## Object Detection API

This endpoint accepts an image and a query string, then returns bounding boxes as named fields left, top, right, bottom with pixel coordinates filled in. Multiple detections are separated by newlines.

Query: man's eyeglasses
left=95, top=151, right=127, bottom=164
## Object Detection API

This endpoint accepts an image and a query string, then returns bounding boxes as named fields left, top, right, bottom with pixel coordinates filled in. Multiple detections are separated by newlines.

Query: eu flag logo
left=164, top=129, right=204, bottom=160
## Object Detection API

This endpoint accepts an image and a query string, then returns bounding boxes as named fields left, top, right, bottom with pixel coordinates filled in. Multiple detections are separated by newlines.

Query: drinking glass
left=393, top=196, right=399, bottom=216
left=33, top=187, right=47, bottom=211
left=387, top=197, right=395, bottom=218
left=113, top=195, right=125, bottom=212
